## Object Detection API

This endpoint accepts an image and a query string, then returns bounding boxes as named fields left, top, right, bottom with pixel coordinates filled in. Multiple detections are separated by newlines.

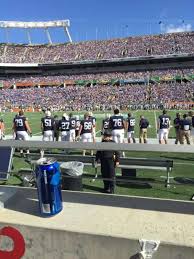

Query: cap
left=103, top=130, right=112, bottom=137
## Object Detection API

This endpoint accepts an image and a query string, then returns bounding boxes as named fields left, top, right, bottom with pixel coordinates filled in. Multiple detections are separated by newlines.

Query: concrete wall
left=0, top=186, right=194, bottom=259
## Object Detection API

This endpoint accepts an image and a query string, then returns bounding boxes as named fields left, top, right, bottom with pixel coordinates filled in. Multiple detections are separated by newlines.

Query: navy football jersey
left=180, top=119, right=191, bottom=131
left=81, top=119, right=93, bottom=134
left=59, top=119, right=70, bottom=131
left=41, top=116, right=54, bottom=131
left=127, top=117, right=135, bottom=132
left=13, top=116, right=27, bottom=131
left=139, top=118, right=149, bottom=129
left=102, top=118, right=110, bottom=130
left=76, top=119, right=81, bottom=130
left=174, top=117, right=181, bottom=129
left=70, top=118, right=76, bottom=130
left=109, top=115, right=124, bottom=130
left=159, top=115, right=171, bottom=129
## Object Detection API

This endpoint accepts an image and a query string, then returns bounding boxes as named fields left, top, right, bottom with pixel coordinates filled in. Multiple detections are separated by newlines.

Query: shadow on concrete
left=5, top=188, right=40, bottom=216
left=2, top=186, right=194, bottom=216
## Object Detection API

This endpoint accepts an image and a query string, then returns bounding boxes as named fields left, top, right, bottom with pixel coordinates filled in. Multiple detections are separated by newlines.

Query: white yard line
left=33, top=132, right=42, bottom=136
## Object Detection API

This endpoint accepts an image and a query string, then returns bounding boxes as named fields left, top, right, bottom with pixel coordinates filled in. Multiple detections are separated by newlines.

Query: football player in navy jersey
left=0, top=118, right=5, bottom=140
left=41, top=110, right=55, bottom=141
left=157, top=110, right=171, bottom=144
left=174, top=113, right=181, bottom=144
left=126, top=113, right=136, bottom=143
left=75, top=115, right=81, bottom=139
left=88, top=111, right=96, bottom=142
left=180, top=114, right=191, bottom=145
left=188, top=111, right=194, bottom=144
left=101, top=114, right=111, bottom=138
left=69, top=113, right=76, bottom=142
left=139, top=115, right=149, bottom=143
left=59, top=113, right=70, bottom=142
left=78, top=112, right=94, bottom=156
left=109, top=109, right=126, bottom=144
left=54, top=115, right=60, bottom=141
left=13, top=110, right=32, bottom=155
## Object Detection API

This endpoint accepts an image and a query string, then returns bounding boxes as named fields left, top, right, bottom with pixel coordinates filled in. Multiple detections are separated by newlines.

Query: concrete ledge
left=0, top=186, right=194, bottom=258
left=0, top=186, right=17, bottom=208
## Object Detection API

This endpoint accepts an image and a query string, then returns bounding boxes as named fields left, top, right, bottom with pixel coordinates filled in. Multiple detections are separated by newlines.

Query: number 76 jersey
left=109, top=115, right=125, bottom=130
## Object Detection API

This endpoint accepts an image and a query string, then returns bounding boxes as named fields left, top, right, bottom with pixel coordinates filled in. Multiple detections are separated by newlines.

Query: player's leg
left=143, top=129, right=148, bottom=144
left=127, top=132, right=132, bottom=143
left=180, top=130, right=185, bottom=144
left=163, top=129, right=168, bottom=144
left=131, top=131, right=136, bottom=143
left=139, top=129, right=143, bottom=143
left=185, top=131, right=191, bottom=145
left=112, top=130, right=118, bottom=143
left=159, top=129, right=164, bottom=144
left=81, top=133, right=87, bottom=156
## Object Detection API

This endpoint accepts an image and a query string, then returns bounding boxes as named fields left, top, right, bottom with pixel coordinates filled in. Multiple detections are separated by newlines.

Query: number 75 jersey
left=109, top=115, right=125, bottom=130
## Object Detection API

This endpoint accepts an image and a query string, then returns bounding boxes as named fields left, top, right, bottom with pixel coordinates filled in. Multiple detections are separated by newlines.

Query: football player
left=188, top=111, right=194, bottom=144
left=69, top=113, right=76, bottom=142
left=109, top=108, right=126, bottom=143
left=41, top=110, right=55, bottom=141
left=126, top=113, right=136, bottom=143
left=174, top=113, right=181, bottom=144
left=12, top=110, right=32, bottom=155
left=157, top=110, right=171, bottom=144
left=139, top=115, right=149, bottom=144
left=0, top=117, right=5, bottom=140
left=101, top=114, right=111, bottom=137
left=78, top=112, right=94, bottom=156
left=54, top=115, right=60, bottom=141
left=59, top=113, right=70, bottom=142
left=75, top=115, right=81, bottom=140
left=88, top=111, right=96, bottom=142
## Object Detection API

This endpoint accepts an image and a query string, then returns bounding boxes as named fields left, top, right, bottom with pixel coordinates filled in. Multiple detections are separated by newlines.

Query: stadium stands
left=0, top=31, right=194, bottom=63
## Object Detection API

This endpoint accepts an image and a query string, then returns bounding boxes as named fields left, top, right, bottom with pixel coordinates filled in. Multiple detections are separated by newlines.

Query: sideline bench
left=26, top=153, right=173, bottom=187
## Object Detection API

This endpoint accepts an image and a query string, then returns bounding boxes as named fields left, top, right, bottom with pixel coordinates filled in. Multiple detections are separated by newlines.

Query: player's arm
left=40, top=118, right=44, bottom=134
left=101, top=121, right=104, bottom=135
left=25, top=120, right=32, bottom=135
left=1, top=121, right=5, bottom=134
left=78, top=124, right=83, bottom=137
left=157, top=118, right=160, bottom=131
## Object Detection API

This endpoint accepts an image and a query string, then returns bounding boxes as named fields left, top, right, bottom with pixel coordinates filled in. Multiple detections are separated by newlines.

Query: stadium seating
left=0, top=31, right=194, bottom=64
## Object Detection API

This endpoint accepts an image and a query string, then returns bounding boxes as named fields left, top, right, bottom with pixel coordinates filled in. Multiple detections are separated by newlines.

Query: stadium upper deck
left=0, top=31, right=194, bottom=64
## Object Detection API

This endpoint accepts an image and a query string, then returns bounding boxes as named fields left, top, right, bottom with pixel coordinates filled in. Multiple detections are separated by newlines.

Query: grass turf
left=1, top=110, right=194, bottom=201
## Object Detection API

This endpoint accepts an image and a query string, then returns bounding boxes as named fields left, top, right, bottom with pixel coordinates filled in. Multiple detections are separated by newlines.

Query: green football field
left=1, top=110, right=194, bottom=202
left=0, top=109, right=191, bottom=138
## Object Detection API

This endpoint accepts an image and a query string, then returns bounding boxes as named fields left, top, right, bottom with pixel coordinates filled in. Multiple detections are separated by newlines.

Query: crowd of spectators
left=0, top=81, right=194, bottom=111
left=0, top=31, right=194, bottom=63
left=0, top=68, right=194, bottom=87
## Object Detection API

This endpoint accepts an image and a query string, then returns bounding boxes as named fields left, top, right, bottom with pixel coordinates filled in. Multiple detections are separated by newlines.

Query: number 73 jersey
left=109, top=115, right=125, bottom=130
